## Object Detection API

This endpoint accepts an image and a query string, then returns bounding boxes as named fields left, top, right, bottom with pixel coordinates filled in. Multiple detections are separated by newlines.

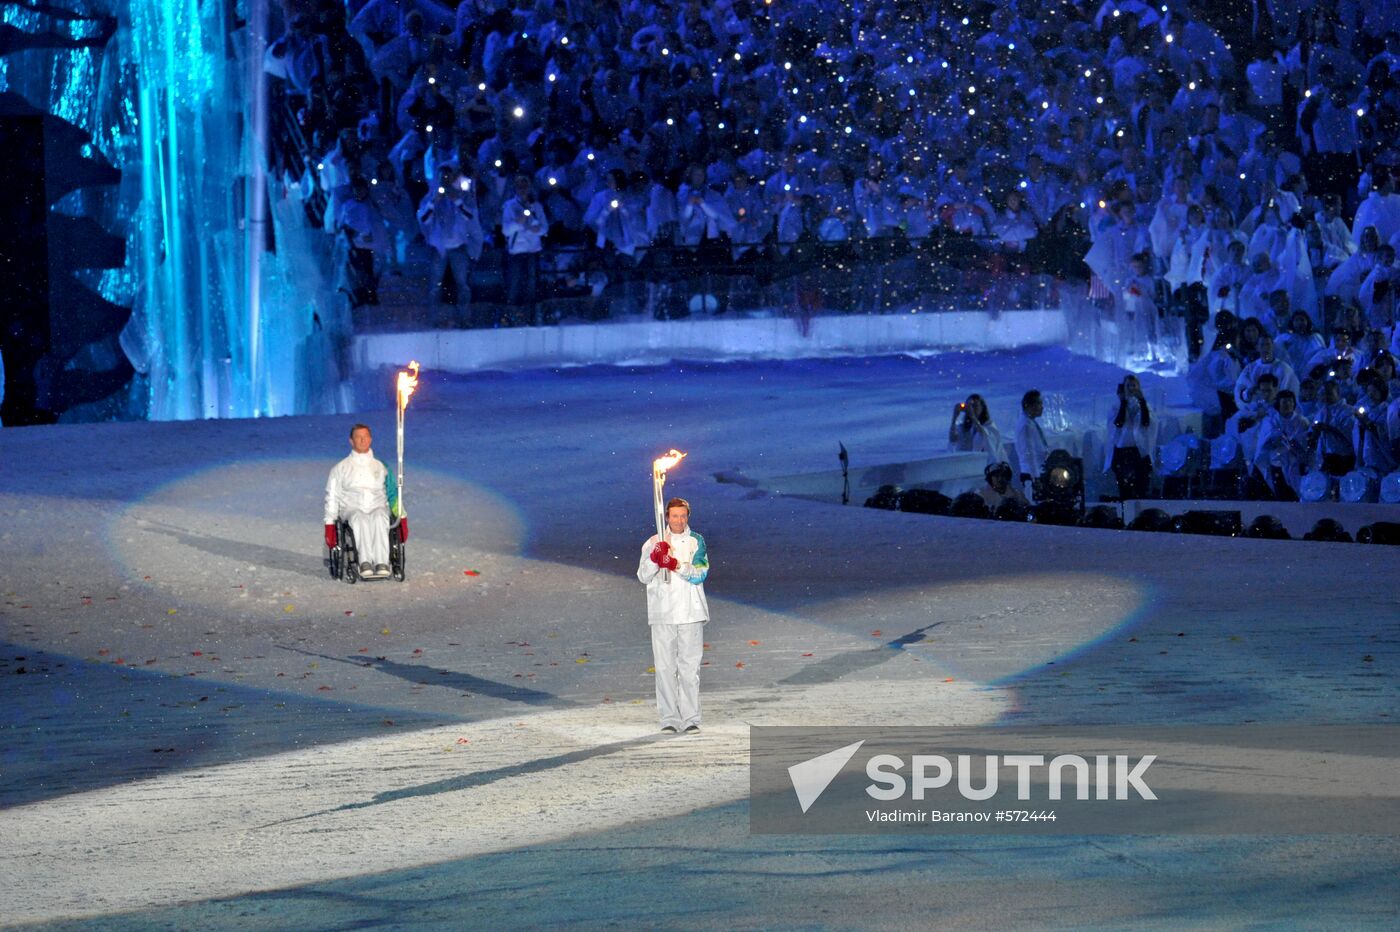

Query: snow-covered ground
left=1, top=348, right=1397, bottom=928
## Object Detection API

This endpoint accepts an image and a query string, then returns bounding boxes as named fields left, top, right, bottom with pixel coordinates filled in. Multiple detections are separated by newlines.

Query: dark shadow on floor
left=0, top=642, right=447, bottom=808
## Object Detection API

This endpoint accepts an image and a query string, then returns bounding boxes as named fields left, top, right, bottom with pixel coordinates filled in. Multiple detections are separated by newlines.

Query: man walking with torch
left=638, top=450, right=710, bottom=735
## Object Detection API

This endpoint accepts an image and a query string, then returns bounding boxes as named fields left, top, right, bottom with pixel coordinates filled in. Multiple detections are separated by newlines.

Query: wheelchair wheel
left=340, top=522, right=359, bottom=585
left=390, top=522, right=406, bottom=582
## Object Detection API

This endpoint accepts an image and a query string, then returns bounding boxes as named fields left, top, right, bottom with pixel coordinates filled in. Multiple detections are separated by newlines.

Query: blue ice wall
left=4, top=1, right=340, bottom=420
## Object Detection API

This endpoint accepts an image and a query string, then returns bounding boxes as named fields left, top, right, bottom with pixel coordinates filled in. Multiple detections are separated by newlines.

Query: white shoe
left=359, top=562, right=373, bottom=576
left=374, top=563, right=391, bottom=578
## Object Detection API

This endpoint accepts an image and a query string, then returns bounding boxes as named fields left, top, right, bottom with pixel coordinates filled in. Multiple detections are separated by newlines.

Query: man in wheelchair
left=324, top=423, right=407, bottom=581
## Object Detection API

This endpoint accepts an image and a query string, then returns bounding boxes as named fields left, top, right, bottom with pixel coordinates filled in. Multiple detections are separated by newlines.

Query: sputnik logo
left=788, top=740, right=865, bottom=813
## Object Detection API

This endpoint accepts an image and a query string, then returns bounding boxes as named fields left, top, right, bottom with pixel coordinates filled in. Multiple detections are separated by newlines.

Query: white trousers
left=343, top=506, right=389, bottom=567
left=651, top=621, right=704, bottom=729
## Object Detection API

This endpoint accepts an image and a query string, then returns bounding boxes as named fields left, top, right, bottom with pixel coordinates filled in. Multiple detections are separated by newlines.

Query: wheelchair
left=327, top=516, right=406, bottom=583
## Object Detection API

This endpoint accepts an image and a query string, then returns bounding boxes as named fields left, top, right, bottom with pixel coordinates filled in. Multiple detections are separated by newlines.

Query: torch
left=652, top=448, right=687, bottom=581
left=395, top=361, right=420, bottom=519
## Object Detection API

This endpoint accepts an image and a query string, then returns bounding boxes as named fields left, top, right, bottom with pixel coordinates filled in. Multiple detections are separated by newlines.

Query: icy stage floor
left=1, top=349, right=1397, bottom=928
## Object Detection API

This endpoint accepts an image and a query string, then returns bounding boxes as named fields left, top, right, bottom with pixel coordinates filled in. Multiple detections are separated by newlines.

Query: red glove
left=659, top=554, right=679, bottom=571
left=649, top=540, right=671, bottom=566
left=398, top=518, right=408, bottom=542
left=325, top=524, right=337, bottom=549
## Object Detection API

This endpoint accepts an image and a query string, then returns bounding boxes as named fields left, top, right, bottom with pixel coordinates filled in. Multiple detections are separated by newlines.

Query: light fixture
left=1033, top=450, right=1085, bottom=514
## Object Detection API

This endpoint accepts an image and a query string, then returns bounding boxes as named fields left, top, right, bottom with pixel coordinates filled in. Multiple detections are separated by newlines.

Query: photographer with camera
left=1105, top=374, right=1154, bottom=501
left=948, top=393, right=1006, bottom=465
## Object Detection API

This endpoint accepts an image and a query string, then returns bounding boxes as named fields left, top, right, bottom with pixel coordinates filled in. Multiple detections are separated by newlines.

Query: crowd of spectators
left=264, top=2, right=1398, bottom=349
left=262, top=0, right=1400, bottom=497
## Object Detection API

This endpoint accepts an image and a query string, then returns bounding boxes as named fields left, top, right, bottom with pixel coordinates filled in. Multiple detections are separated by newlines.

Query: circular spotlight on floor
left=1380, top=471, right=1400, bottom=504
left=1245, top=515, right=1291, bottom=540
left=1340, top=470, right=1379, bottom=503
left=1299, top=471, right=1334, bottom=502
left=1128, top=508, right=1175, bottom=532
left=1303, top=518, right=1352, bottom=543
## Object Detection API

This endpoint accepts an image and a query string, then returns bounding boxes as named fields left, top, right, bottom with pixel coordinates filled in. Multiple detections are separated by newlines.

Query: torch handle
left=653, top=469, right=669, bottom=581
left=396, top=399, right=405, bottom=518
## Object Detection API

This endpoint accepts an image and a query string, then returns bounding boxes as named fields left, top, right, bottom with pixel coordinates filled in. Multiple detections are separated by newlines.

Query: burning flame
left=397, top=360, right=420, bottom=408
left=653, top=449, right=687, bottom=473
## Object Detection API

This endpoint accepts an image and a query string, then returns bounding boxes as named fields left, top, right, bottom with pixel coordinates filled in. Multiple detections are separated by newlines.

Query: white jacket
left=1235, top=357, right=1299, bottom=408
left=325, top=450, right=393, bottom=523
left=637, top=528, right=710, bottom=626
left=502, top=196, right=549, bottom=254
left=1013, top=413, right=1049, bottom=480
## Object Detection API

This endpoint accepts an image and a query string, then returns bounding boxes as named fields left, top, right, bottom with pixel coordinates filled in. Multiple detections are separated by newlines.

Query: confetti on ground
left=97, top=649, right=110, bottom=656
left=344, top=610, right=354, bottom=616
left=456, top=737, right=469, bottom=744
left=802, top=652, right=814, bottom=657
left=357, top=647, right=368, bottom=653
left=944, top=677, right=955, bottom=682
left=575, top=657, right=589, bottom=664
left=871, top=629, right=882, bottom=636
left=463, top=569, right=480, bottom=576
left=646, top=666, right=655, bottom=673
left=381, top=628, right=391, bottom=635
left=190, top=651, right=203, bottom=657
left=412, top=648, right=423, bottom=655
left=748, top=640, right=761, bottom=646
left=283, top=605, right=295, bottom=613
left=735, top=662, right=745, bottom=668
left=167, top=609, right=178, bottom=615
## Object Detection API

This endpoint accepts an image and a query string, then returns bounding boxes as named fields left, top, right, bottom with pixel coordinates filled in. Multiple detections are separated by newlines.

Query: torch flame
left=653, top=449, right=687, bottom=473
left=397, top=360, right=420, bottom=409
